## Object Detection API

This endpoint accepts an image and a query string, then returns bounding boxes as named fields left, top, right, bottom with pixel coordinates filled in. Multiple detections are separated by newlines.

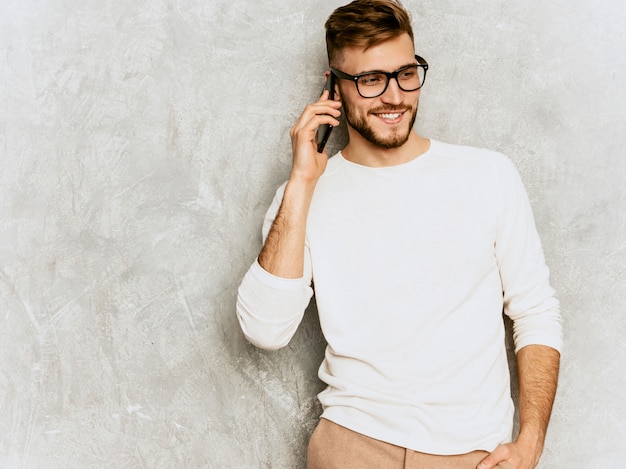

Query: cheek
left=337, top=83, right=363, bottom=108
left=337, top=86, right=379, bottom=122
left=343, top=101, right=366, bottom=124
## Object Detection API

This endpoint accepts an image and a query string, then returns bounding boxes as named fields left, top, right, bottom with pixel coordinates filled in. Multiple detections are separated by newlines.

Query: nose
left=380, top=77, right=404, bottom=104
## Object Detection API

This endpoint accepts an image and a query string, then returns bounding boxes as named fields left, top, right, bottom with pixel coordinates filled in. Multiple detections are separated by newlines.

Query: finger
left=291, top=107, right=341, bottom=139
left=477, top=445, right=511, bottom=469
left=291, top=111, right=340, bottom=135
left=318, top=91, right=342, bottom=108
left=289, top=96, right=342, bottom=145
left=496, top=462, right=516, bottom=469
left=309, top=99, right=342, bottom=116
left=293, top=117, right=340, bottom=151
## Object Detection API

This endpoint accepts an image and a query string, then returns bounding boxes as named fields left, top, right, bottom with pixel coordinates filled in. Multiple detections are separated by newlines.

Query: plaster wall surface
left=0, top=0, right=624, bottom=468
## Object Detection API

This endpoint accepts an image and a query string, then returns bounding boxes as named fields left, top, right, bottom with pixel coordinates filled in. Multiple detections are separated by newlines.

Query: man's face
left=335, top=34, right=420, bottom=149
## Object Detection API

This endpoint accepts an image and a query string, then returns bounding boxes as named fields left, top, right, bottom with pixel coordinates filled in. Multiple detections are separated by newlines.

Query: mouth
left=371, top=109, right=408, bottom=124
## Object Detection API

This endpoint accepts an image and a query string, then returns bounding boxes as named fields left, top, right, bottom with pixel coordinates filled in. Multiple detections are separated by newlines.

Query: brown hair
left=325, top=0, right=414, bottom=67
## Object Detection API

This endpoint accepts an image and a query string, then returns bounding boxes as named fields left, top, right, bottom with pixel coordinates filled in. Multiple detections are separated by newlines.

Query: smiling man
left=236, top=1, right=562, bottom=468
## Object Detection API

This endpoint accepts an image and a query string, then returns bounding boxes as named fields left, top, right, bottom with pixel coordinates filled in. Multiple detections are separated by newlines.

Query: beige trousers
left=307, top=418, right=499, bottom=469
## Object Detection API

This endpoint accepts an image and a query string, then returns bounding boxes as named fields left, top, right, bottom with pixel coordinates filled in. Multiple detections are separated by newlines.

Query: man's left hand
left=477, top=441, right=540, bottom=469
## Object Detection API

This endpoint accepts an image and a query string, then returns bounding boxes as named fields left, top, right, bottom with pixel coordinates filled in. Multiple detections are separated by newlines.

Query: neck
left=342, top=130, right=430, bottom=168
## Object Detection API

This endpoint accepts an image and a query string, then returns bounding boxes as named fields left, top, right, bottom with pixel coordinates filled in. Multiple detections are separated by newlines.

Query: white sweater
left=237, top=140, right=562, bottom=455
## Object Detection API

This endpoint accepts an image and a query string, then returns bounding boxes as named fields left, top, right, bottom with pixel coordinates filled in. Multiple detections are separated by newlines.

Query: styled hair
left=325, top=0, right=414, bottom=67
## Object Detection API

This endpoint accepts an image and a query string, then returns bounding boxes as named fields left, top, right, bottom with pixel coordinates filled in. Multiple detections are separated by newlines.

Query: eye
left=399, top=67, right=418, bottom=80
left=358, top=73, right=385, bottom=86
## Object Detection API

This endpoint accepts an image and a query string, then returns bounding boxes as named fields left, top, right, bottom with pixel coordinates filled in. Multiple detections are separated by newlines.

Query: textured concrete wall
left=0, top=0, right=624, bottom=468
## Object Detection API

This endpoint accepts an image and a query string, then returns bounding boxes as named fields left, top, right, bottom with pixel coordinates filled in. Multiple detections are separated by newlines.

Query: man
left=237, top=1, right=562, bottom=468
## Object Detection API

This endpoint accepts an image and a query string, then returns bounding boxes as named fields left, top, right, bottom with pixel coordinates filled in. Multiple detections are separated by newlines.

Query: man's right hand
left=257, top=90, right=340, bottom=279
left=288, top=89, right=342, bottom=184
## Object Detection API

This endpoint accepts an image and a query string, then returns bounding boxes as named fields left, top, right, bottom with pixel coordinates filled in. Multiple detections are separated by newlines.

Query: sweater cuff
left=236, top=259, right=313, bottom=350
left=249, top=259, right=310, bottom=290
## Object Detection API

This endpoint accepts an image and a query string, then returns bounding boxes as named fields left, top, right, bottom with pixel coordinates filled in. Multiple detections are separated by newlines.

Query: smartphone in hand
left=316, top=73, right=336, bottom=154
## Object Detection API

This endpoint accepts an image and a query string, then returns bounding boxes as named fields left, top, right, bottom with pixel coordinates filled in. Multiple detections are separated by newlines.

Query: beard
left=343, top=100, right=419, bottom=149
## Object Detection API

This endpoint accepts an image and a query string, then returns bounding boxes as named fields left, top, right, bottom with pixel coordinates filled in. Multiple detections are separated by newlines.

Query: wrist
left=288, top=168, right=321, bottom=187
left=284, top=174, right=318, bottom=203
left=515, top=428, right=545, bottom=464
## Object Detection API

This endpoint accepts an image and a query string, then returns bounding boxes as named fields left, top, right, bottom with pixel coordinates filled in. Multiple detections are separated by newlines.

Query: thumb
left=477, top=445, right=511, bottom=469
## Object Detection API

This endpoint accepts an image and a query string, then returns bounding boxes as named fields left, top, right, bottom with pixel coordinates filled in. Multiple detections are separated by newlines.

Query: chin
left=363, top=126, right=413, bottom=149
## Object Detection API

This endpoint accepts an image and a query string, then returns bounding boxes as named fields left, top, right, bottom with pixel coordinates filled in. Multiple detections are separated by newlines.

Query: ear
left=334, top=80, right=342, bottom=100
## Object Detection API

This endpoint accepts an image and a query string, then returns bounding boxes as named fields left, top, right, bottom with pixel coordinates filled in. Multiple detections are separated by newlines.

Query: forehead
left=337, top=33, right=416, bottom=74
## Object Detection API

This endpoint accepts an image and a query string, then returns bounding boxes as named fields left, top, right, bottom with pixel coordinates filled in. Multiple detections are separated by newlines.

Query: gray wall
left=1, top=0, right=624, bottom=468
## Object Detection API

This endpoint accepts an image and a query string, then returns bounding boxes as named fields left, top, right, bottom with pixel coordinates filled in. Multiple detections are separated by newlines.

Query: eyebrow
left=355, top=61, right=418, bottom=76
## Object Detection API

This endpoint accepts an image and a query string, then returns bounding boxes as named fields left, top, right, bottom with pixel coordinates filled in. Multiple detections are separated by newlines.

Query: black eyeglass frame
left=330, top=55, right=429, bottom=99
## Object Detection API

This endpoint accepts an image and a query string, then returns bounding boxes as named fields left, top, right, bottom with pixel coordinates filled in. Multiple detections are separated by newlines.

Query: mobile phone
left=316, top=73, right=336, bottom=154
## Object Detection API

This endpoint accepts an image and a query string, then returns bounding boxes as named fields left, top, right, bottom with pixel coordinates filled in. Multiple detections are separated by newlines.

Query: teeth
left=380, top=113, right=401, bottom=119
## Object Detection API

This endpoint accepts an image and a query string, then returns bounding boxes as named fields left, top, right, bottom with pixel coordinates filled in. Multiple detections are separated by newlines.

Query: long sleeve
left=236, top=184, right=314, bottom=350
left=494, top=157, right=563, bottom=353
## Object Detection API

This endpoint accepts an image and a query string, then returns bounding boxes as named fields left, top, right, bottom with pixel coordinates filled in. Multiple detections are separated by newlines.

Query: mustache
left=368, top=105, right=412, bottom=114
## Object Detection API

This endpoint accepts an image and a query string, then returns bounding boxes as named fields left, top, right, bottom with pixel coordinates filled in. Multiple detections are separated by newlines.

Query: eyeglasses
left=330, top=55, right=428, bottom=99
